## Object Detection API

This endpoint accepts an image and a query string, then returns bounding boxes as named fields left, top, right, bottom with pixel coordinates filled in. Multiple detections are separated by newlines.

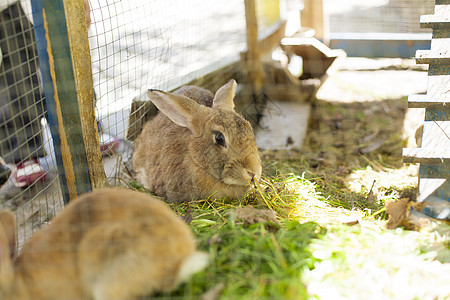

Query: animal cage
left=0, top=0, right=321, bottom=297
left=0, top=0, right=445, bottom=298
left=0, top=0, right=308, bottom=270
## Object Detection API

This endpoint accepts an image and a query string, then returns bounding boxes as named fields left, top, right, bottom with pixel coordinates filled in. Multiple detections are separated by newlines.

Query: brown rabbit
left=132, top=80, right=262, bottom=202
left=0, top=188, right=208, bottom=300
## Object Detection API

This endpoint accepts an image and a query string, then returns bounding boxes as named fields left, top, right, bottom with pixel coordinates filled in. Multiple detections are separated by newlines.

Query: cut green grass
left=134, top=93, right=448, bottom=299
left=154, top=218, right=326, bottom=300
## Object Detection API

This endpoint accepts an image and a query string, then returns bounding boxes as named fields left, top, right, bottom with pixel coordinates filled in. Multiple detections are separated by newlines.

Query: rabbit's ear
left=147, top=90, right=202, bottom=129
left=213, top=79, right=236, bottom=111
left=0, top=210, right=16, bottom=288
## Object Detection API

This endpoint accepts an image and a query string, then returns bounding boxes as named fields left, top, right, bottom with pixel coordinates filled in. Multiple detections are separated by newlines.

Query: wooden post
left=244, top=0, right=264, bottom=95
left=31, top=0, right=108, bottom=204
left=301, top=0, right=329, bottom=45
left=402, top=0, right=449, bottom=219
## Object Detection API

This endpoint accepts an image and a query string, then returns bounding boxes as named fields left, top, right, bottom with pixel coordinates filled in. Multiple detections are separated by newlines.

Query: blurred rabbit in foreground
left=132, top=80, right=262, bottom=202
left=0, top=188, right=208, bottom=300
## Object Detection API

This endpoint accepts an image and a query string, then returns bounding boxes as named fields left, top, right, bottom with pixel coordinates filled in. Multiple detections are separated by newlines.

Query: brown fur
left=132, top=80, right=262, bottom=202
left=0, top=188, right=208, bottom=300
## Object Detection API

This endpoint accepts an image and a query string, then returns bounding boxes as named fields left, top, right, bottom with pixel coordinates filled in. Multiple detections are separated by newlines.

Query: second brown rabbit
left=0, top=188, right=208, bottom=300
left=132, top=80, right=262, bottom=202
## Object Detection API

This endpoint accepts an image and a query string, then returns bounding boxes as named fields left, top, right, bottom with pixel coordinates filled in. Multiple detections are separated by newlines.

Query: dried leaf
left=386, top=198, right=409, bottom=229
left=200, top=283, right=225, bottom=300
left=338, top=215, right=359, bottom=226
left=386, top=199, right=432, bottom=230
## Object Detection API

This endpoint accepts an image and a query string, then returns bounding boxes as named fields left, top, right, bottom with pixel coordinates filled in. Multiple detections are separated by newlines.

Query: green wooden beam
left=31, top=0, right=108, bottom=203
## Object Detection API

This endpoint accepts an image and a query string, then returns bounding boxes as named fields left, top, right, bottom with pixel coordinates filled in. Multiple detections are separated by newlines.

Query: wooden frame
left=31, top=0, right=108, bottom=203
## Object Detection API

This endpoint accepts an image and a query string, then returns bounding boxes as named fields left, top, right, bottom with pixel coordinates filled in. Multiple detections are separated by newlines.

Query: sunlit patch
left=249, top=173, right=366, bottom=224
left=346, top=164, right=419, bottom=203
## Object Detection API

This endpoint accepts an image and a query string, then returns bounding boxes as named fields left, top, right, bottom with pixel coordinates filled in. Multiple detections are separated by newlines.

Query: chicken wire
left=326, top=0, right=435, bottom=34
left=0, top=0, right=64, bottom=250
left=1, top=0, right=438, bottom=297
left=0, top=0, right=288, bottom=250
left=89, top=0, right=247, bottom=131
left=3, top=0, right=434, bottom=253
left=88, top=0, right=253, bottom=185
left=90, top=0, right=295, bottom=185
left=0, top=0, right=286, bottom=297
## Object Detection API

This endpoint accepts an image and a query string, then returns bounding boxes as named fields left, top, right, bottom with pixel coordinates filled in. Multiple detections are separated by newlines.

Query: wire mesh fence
left=0, top=0, right=441, bottom=298
left=89, top=0, right=252, bottom=187
left=0, top=0, right=63, bottom=250
left=326, top=0, right=435, bottom=34
left=0, top=0, right=290, bottom=256
left=0, top=0, right=437, bottom=249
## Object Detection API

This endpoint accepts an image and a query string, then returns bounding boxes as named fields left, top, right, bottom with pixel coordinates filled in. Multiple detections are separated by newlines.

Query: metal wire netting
left=326, top=0, right=435, bottom=34
left=88, top=0, right=251, bottom=186
left=0, top=0, right=438, bottom=272
left=89, top=0, right=247, bottom=129
left=0, top=0, right=63, bottom=250
left=0, top=0, right=285, bottom=252
left=0, top=0, right=443, bottom=298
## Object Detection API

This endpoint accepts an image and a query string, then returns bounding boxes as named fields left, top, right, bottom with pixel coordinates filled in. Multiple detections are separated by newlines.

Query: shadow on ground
left=261, top=96, right=420, bottom=216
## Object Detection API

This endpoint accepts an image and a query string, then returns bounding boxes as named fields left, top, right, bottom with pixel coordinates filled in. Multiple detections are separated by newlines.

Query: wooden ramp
left=402, top=0, right=450, bottom=220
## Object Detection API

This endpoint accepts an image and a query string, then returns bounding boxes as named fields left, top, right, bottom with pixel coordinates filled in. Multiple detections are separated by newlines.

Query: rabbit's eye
left=213, top=131, right=226, bottom=147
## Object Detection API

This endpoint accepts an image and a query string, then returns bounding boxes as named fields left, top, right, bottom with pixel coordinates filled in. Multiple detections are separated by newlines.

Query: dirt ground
left=256, top=57, right=449, bottom=299
left=261, top=57, right=428, bottom=209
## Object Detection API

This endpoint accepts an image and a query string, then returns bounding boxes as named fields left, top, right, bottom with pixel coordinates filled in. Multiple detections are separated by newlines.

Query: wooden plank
left=421, top=123, right=450, bottom=148
left=63, top=0, right=109, bottom=190
left=420, top=6, right=450, bottom=28
left=240, top=20, right=287, bottom=60
left=435, top=4, right=450, bottom=19
left=426, top=66, right=450, bottom=102
left=244, top=0, right=264, bottom=94
left=408, top=94, right=450, bottom=107
left=406, top=0, right=450, bottom=218
left=281, top=37, right=341, bottom=79
left=329, top=33, right=431, bottom=58
left=416, top=49, right=450, bottom=64
left=31, top=0, right=108, bottom=203
left=403, top=148, right=450, bottom=163
left=301, top=0, right=328, bottom=44
left=421, top=17, right=450, bottom=29
left=436, top=0, right=450, bottom=5
left=258, top=20, right=286, bottom=56
left=417, top=164, right=450, bottom=219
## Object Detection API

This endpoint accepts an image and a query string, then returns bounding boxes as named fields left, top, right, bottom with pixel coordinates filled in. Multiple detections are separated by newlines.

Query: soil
left=262, top=57, right=427, bottom=213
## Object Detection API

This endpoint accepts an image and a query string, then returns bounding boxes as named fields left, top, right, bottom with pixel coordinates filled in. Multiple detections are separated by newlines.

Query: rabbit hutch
left=0, top=0, right=449, bottom=299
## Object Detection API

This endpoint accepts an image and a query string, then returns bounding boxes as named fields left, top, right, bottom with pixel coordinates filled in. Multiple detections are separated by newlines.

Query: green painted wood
left=407, top=94, right=450, bottom=108
left=403, top=148, right=450, bottom=163
left=404, top=2, right=450, bottom=219
left=31, top=0, right=92, bottom=203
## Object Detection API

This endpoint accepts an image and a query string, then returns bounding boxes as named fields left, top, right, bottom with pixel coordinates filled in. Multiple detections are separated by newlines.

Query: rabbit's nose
left=247, top=171, right=256, bottom=181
